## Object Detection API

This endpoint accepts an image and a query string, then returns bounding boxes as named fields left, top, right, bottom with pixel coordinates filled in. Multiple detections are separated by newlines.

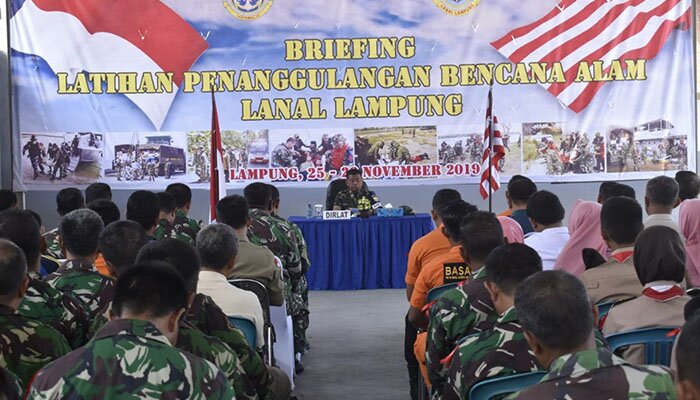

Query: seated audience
left=0, top=209, right=90, bottom=349
left=498, top=216, right=524, bottom=244
left=333, top=168, right=381, bottom=211
left=0, top=190, right=17, bottom=212
left=153, top=191, right=177, bottom=241
left=524, top=191, right=569, bottom=269
left=196, top=224, right=266, bottom=348
left=29, top=263, right=235, bottom=399
left=670, top=297, right=700, bottom=373
left=674, top=170, right=700, bottom=221
left=98, top=221, right=149, bottom=277
left=216, top=195, right=284, bottom=306
left=680, top=199, right=700, bottom=287
left=165, top=183, right=201, bottom=244
left=644, top=175, right=682, bottom=237
left=507, top=270, right=676, bottom=399
left=44, top=209, right=114, bottom=321
left=603, top=226, right=689, bottom=364
left=126, top=190, right=160, bottom=238
left=426, top=212, right=505, bottom=394
left=676, top=314, right=700, bottom=400
left=504, top=176, right=537, bottom=234
left=26, top=210, right=60, bottom=277
left=84, top=182, right=112, bottom=204
left=498, top=175, right=531, bottom=217
left=0, top=239, right=70, bottom=387
left=87, top=199, right=120, bottom=226
left=583, top=197, right=644, bottom=304
left=554, top=200, right=607, bottom=277
left=597, top=181, right=636, bottom=204
left=44, top=188, right=85, bottom=258
left=444, top=244, right=543, bottom=399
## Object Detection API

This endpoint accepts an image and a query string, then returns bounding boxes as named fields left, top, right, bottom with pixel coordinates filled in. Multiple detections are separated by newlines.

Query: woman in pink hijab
left=498, top=216, right=524, bottom=244
left=679, top=199, right=700, bottom=287
left=554, top=200, right=608, bottom=276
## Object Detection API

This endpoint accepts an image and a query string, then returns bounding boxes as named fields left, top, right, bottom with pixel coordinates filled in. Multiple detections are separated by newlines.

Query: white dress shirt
left=524, top=226, right=570, bottom=270
left=645, top=213, right=684, bottom=239
left=197, top=270, right=265, bottom=347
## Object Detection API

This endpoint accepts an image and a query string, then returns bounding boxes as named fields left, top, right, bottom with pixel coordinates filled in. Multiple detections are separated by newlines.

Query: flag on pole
left=479, top=87, right=506, bottom=200
left=209, top=93, right=227, bottom=222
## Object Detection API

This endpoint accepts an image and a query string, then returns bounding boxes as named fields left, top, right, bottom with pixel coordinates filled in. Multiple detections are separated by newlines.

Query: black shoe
left=295, top=360, right=305, bottom=374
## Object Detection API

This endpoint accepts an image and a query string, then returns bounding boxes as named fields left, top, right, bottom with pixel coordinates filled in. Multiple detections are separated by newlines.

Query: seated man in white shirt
left=524, top=190, right=570, bottom=270
left=645, top=176, right=683, bottom=238
left=196, top=224, right=265, bottom=348
left=672, top=171, right=700, bottom=222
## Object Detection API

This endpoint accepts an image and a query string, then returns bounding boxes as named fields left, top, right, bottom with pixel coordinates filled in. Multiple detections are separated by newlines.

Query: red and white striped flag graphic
left=209, top=93, right=227, bottom=222
left=491, top=0, right=692, bottom=113
left=480, top=87, right=506, bottom=200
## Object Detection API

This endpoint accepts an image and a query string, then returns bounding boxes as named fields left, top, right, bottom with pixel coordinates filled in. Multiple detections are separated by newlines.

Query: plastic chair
left=228, top=316, right=257, bottom=350
left=468, top=371, right=547, bottom=400
left=427, top=282, right=459, bottom=304
left=606, top=327, right=678, bottom=366
left=229, top=278, right=275, bottom=365
left=595, top=300, right=620, bottom=324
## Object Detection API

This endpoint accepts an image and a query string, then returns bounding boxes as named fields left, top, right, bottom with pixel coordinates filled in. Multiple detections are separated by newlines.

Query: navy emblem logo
left=433, top=0, right=481, bottom=16
left=223, top=0, right=274, bottom=21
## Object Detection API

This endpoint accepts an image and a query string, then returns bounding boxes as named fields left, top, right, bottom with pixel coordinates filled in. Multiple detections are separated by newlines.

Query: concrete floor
left=293, top=289, right=410, bottom=400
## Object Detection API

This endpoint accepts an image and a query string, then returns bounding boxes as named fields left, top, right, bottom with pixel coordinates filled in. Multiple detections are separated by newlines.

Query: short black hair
left=156, top=192, right=176, bottom=214
left=485, top=244, right=543, bottom=295
left=244, top=182, right=272, bottom=209
left=526, top=191, right=564, bottom=225
left=56, top=188, right=85, bottom=216
left=676, top=171, right=700, bottom=201
left=59, top=209, right=104, bottom=257
left=601, top=197, right=643, bottom=244
left=598, top=181, right=618, bottom=202
left=216, top=195, right=250, bottom=229
left=646, top=176, right=679, bottom=207
left=606, top=183, right=636, bottom=200
left=0, top=364, right=20, bottom=400
left=346, top=168, right=362, bottom=178
left=268, top=184, right=280, bottom=202
left=166, top=183, right=192, bottom=209
left=507, top=176, right=537, bottom=204
left=516, top=271, right=593, bottom=352
left=99, top=221, right=149, bottom=276
left=0, top=239, right=27, bottom=299
left=431, top=189, right=462, bottom=216
left=460, top=211, right=505, bottom=263
left=0, top=190, right=17, bottom=212
left=441, top=200, right=478, bottom=242
left=0, top=209, right=41, bottom=267
left=28, top=210, right=42, bottom=227
left=676, top=314, right=700, bottom=390
left=85, top=183, right=112, bottom=203
left=196, top=224, right=239, bottom=271
left=112, top=262, right=188, bottom=319
left=684, top=297, right=700, bottom=321
left=633, top=226, right=686, bottom=285
left=88, top=199, right=121, bottom=226
left=136, top=239, right=200, bottom=293
left=126, top=190, right=160, bottom=231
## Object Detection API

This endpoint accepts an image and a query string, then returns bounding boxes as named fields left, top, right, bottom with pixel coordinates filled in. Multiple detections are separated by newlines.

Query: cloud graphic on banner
left=10, top=0, right=209, bottom=130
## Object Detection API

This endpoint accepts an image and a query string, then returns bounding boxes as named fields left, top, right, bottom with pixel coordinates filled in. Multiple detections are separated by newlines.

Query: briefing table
left=289, top=214, right=434, bottom=290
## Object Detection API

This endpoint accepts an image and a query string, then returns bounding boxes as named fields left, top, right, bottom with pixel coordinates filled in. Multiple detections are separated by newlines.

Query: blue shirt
left=510, top=209, right=534, bottom=235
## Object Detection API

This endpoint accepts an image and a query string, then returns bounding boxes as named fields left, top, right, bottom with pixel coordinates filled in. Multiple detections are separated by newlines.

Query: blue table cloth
left=289, top=214, right=434, bottom=290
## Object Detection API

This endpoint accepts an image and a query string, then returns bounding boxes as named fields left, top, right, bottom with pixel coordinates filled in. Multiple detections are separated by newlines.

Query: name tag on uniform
left=323, top=210, right=351, bottom=220
left=443, top=262, right=471, bottom=284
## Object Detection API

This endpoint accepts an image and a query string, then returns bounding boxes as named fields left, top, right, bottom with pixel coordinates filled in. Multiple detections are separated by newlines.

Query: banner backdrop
left=9, top=0, right=696, bottom=191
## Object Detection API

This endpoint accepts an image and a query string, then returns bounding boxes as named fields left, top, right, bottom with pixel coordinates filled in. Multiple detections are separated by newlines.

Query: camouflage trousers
left=285, top=276, right=310, bottom=354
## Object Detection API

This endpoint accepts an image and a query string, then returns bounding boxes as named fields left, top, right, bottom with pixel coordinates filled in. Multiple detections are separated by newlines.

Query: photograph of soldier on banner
left=187, top=129, right=268, bottom=183
left=607, top=119, right=689, bottom=173
left=354, top=126, right=436, bottom=167
left=522, top=122, right=599, bottom=176
left=20, top=132, right=103, bottom=185
left=437, top=124, right=522, bottom=176
left=269, top=129, right=354, bottom=179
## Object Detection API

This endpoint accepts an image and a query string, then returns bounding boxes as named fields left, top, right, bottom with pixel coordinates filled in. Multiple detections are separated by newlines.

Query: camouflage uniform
left=177, top=319, right=257, bottom=399
left=394, top=144, right=412, bottom=164
left=443, top=306, right=540, bottom=400
left=43, top=260, right=115, bottom=323
left=505, top=348, right=676, bottom=400
left=42, top=228, right=62, bottom=259
left=27, top=319, right=236, bottom=400
left=188, top=293, right=275, bottom=400
left=170, top=210, right=201, bottom=245
left=152, top=219, right=177, bottom=241
left=333, top=189, right=381, bottom=211
left=272, top=144, right=294, bottom=168
left=367, top=141, right=384, bottom=164
left=0, top=304, right=71, bottom=388
left=20, top=271, right=91, bottom=349
left=426, top=267, right=498, bottom=392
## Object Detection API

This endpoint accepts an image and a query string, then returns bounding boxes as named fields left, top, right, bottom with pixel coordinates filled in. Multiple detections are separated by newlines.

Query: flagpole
left=488, top=82, right=494, bottom=213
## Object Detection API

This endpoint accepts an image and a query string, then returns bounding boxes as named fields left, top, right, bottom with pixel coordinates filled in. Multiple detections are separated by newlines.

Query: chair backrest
left=468, top=371, right=547, bottom=400
left=596, top=301, right=617, bottom=323
left=427, top=282, right=459, bottom=303
left=229, top=279, right=271, bottom=327
left=606, top=327, right=678, bottom=366
left=326, top=179, right=347, bottom=210
left=228, top=316, right=256, bottom=349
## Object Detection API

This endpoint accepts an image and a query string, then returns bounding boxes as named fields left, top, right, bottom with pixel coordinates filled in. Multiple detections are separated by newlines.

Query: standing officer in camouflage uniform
left=440, top=142, right=456, bottom=164
left=29, top=264, right=236, bottom=399
left=0, top=240, right=71, bottom=388
left=443, top=244, right=543, bottom=399
left=43, top=188, right=85, bottom=259
left=0, top=210, right=90, bottom=349
left=506, top=271, right=677, bottom=399
left=165, top=183, right=202, bottom=245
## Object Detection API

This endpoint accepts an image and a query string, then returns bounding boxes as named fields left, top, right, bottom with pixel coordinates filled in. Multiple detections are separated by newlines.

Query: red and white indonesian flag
left=209, top=93, right=227, bottom=222
left=491, top=0, right=692, bottom=113
left=479, top=87, right=506, bottom=200
left=10, top=0, right=209, bottom=129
